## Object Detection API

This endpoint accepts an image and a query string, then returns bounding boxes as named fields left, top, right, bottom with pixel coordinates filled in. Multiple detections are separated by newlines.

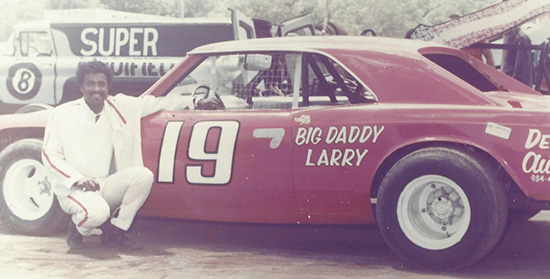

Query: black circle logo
left=6, top=63, right=42, bottom=100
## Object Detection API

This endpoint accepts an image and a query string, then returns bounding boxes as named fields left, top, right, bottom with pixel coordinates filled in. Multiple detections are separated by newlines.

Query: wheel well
left=0, top=128, right=45, bottom=152
left=370, top=142, right=514, bottom=202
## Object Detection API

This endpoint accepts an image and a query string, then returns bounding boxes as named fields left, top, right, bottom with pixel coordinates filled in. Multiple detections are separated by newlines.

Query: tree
left=0, top=0, right=49, bottom=41
left=184, top=0, right=217, bottom=17
left=50, top=0, right=102, bottom=9
left=0, top=0, right=507, bottom=42
left=207, top=0, right=325, bottom=24
left=100, top=0, right=179, bottom=17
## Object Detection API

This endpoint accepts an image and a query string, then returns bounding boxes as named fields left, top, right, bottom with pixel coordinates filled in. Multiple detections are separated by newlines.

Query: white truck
left=0, top=9, right=315, bottom=113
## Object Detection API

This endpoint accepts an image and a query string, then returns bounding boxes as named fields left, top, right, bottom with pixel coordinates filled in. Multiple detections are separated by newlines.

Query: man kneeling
left=42, top=60, right=221, bottom=250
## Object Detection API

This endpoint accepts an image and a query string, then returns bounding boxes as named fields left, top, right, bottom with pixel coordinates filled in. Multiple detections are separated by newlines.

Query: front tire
left=376, top=147, right=507, bottom=270
left=0, top=139, right=68, bottom=235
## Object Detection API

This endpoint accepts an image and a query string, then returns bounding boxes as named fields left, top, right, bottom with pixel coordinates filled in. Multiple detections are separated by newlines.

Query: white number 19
left=157, top=120, right=239, bottom=185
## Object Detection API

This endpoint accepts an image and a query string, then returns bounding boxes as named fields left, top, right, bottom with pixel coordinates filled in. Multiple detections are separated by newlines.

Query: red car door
left=140, top=109, right=296, bottom=223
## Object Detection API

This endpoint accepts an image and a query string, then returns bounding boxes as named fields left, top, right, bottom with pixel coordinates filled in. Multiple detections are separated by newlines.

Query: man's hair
left=76, top=60, right=113, bottom=87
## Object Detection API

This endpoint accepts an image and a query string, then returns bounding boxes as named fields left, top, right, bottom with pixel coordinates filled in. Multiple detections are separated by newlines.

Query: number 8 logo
left=158, top=120, right=239, bottom=185
left=6, top=63, right=42, bottom=100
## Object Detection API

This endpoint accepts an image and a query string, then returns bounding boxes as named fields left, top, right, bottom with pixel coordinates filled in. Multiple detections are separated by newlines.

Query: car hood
left=483, top=91, right=550, bottom=110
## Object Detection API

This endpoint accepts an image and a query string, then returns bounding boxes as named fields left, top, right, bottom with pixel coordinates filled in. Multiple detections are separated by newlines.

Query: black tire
left=509, top=209, right=540, bottom=223
left=376, top=147, right=508, bottom=270
left=15, top=103, right=53, bottom=114
left=0, top=139, right=68, bottom=235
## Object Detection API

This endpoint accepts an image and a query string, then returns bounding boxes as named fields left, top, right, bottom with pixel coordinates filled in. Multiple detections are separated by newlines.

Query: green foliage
left=50, top=0, right=102, bottom=9
left=184, top=0, right=217, bottom=17
left=0, top=0, right=49, bottom=41
left=100, top=0, right=179, bottom=17
left=205, top=0, right=501, bottom=37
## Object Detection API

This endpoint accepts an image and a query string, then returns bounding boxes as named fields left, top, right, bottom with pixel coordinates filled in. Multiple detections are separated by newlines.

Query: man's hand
left=196, top=96, right=225, bottom=110
left=74, top=178, right=100, bottom=192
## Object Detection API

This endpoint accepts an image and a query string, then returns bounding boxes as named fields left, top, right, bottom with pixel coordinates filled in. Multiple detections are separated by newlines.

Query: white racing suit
left=42, top=93, right=192, bottom=236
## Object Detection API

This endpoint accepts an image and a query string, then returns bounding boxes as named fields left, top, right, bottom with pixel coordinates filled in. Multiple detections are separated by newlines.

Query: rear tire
left=376, top=147, right=508, bottom=270
left=0, top=139, right=68, bottom=235
left=509, top=209, right=540, bottom=222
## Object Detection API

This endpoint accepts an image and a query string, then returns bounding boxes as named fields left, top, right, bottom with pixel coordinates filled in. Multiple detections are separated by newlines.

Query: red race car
left=0, top=36, right=548, bottom=270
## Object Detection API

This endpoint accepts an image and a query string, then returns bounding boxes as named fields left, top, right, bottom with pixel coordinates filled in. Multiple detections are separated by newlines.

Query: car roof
left=183, top=35, right=538, bottom=107
left=189, top=36, right=447, bottom=57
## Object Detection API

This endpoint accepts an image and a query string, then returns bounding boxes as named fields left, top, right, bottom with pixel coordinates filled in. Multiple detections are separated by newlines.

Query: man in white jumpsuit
left=42, top=60, right=222, bottom=250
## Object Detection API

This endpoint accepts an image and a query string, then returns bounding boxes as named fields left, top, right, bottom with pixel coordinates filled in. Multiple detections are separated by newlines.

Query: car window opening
left=302, top=53, right=371, bottom=106
left=423, top=54, right=499, bottom=92
left=165, top=52, right=372, bottom=110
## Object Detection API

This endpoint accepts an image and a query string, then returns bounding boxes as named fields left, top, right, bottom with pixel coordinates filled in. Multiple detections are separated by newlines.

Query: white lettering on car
left=296, top=125, right=384, bottom=167
left=521, top=129, right=550, bottom=183
left=79, top=27, right=159, bottom=56
left=295, top=127, right=322, bottom=146
left=306, top=148, right=369, bottom=167
left=80, top=28, right=98, bottom=56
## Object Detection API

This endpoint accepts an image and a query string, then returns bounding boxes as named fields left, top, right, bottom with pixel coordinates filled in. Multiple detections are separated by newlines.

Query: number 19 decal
left=158, top=120, right=239, bottom=185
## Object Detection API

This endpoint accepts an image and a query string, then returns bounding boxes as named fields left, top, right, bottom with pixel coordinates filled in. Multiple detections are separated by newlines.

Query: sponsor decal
left=104, top=61, right=175, bottom=78
left=522, top=129, right=550, bottom=183
left=6, top=63, right=42, bottom=100
left=485, top=122, right=511, bottom=140
left=294, top=115, right=311, bottom=125
left=58, top=24, right=234, bottom=57
left=295, top=125, right=384, bottom=167
left=80, top=27, right=159, bottom=56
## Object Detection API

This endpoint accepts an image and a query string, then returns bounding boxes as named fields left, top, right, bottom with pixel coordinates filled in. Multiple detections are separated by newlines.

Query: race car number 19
left=158, top=120, right=239, bottom=185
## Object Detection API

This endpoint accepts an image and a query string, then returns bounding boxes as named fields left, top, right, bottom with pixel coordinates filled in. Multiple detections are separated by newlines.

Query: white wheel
left=3, top=158, right=54, bottom=221
left=376, top=147, right=508, bottom=270
left=397, top=175, right=471, bottom=250
left=0, top=139, right=68, bottom=235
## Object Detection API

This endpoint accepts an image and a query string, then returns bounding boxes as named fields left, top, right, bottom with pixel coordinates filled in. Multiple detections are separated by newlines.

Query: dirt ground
left=1, top=211, right=550, bottom=279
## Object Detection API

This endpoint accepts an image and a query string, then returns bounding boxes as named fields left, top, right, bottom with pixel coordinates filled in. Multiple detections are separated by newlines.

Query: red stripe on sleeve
left=42, top=150, right=71, bottom=179
left=106, top=99, right=127, bottom=124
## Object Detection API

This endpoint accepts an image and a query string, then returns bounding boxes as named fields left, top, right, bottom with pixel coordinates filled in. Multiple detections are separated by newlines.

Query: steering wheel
left=192, top=85, right=225, bottom=110
left=192, top=85, right=211, bottom=99
left=360, top=29, right=377, bottom=36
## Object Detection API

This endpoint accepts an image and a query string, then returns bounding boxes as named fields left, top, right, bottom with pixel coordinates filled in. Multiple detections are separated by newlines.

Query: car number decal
left=253, top=128, right=285, bottom=149
left=157, top=121, right=185, bottom=183
left=157, top=120, right=239, bottom=185
left=6, top=63, right=42, bottom=100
